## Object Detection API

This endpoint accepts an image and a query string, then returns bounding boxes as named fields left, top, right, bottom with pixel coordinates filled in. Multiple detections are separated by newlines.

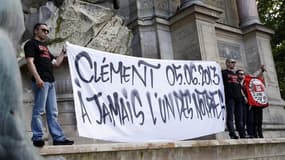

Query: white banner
left=66, top=42, right=226, bottom=142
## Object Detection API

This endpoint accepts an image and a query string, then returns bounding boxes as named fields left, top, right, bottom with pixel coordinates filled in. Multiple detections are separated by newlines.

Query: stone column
left=236, top=0, right=260, bottom=28
left=170, top=3, right=222, bottom=61
left=127, top=0, right=174, bottom=59
left=180, top=0, right=203, bottom=8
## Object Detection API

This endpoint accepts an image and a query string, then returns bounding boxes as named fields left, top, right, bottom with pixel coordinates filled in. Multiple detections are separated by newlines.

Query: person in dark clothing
left=222, top=58, right=246, bottom=139
left=236, top=69, right=254, bottom=138
left=24, top=23, right=74, bottom=147
left=236, top=66, right=266, bottom=138
left=252, top=108, right=264, bottom=138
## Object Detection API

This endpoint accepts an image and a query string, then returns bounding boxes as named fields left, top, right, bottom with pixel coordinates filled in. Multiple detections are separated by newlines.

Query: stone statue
left=0, top=0, right=44, bottom=159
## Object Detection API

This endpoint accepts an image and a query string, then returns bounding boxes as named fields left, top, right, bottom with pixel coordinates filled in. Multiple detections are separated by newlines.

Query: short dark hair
left=226, top=58, right=236, bottom=63
left=236, top=69, right=244, bottom=74
left=33, top=23, right=47, bottom=36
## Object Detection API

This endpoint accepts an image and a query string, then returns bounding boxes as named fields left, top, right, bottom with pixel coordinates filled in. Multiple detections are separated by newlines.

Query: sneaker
left=33, top=140, right=45, bottom=147
left=53, top=138, right=74, bottom=145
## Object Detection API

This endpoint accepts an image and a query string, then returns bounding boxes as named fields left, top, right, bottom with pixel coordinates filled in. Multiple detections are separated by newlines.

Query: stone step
left=40, top=138, right=285, bottom=160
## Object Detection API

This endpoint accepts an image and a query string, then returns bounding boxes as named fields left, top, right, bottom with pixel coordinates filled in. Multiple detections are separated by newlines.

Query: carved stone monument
left=19, top=0, right=285, bottom=144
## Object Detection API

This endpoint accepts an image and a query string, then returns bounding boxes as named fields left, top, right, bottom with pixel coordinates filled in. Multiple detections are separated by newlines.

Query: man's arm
left=52, top=49, right=66, bottom=67
left=26, top=57, right=44, bottom=88
left=252, top=65, right=266, bottom=78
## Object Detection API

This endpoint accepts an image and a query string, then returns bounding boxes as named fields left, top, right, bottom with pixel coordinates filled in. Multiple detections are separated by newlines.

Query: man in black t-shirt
left=24, top=23, right=73, bottom=147
left=222, top=58, right=246, bottom=139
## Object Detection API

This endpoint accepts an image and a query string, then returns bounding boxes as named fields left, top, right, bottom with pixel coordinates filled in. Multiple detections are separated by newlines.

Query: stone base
left=40, top=138, right=285, bottom=160
left=216, top=129, right=285, bottom=140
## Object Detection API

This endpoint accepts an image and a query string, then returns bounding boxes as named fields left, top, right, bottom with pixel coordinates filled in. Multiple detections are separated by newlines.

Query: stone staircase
left=40, top=138, right=285, bottom=160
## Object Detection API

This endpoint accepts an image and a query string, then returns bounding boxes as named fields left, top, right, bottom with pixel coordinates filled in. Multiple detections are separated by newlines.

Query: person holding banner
left=236, top=65, right=268, bottom=138
left=222, top=58, right=246, bottom=139
left=236, top=69, right=253, bottom=138
left=24, top=23, right=74, bottom=147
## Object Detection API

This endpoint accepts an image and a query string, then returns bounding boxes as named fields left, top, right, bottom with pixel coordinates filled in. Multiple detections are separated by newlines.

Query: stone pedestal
left=242, top=24, right=285, bottom=134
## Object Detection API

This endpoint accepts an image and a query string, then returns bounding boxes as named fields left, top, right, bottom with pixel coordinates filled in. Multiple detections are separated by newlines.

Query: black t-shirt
left=24, top=39, right=55, bottom=82
left=222, top=69, right=243, bottom=99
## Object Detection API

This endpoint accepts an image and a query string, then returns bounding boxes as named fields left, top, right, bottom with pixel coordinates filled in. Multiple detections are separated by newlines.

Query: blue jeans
left=31, top=82, right=65, bottom=141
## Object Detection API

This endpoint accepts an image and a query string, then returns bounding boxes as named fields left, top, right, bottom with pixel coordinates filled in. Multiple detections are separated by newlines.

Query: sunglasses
left=41, top=28, right=50, bottom=34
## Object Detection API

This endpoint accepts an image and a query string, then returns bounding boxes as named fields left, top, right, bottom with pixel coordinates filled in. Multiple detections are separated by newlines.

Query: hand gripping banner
left=66, top=42, right=226, bottom=142
left=244, top=75, right=269, bottom=107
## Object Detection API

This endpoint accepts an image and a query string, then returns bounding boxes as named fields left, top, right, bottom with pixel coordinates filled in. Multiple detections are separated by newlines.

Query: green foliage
left=257, top=0, right=285, bottom=99
left=273, top=40, right=285, bottom=98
